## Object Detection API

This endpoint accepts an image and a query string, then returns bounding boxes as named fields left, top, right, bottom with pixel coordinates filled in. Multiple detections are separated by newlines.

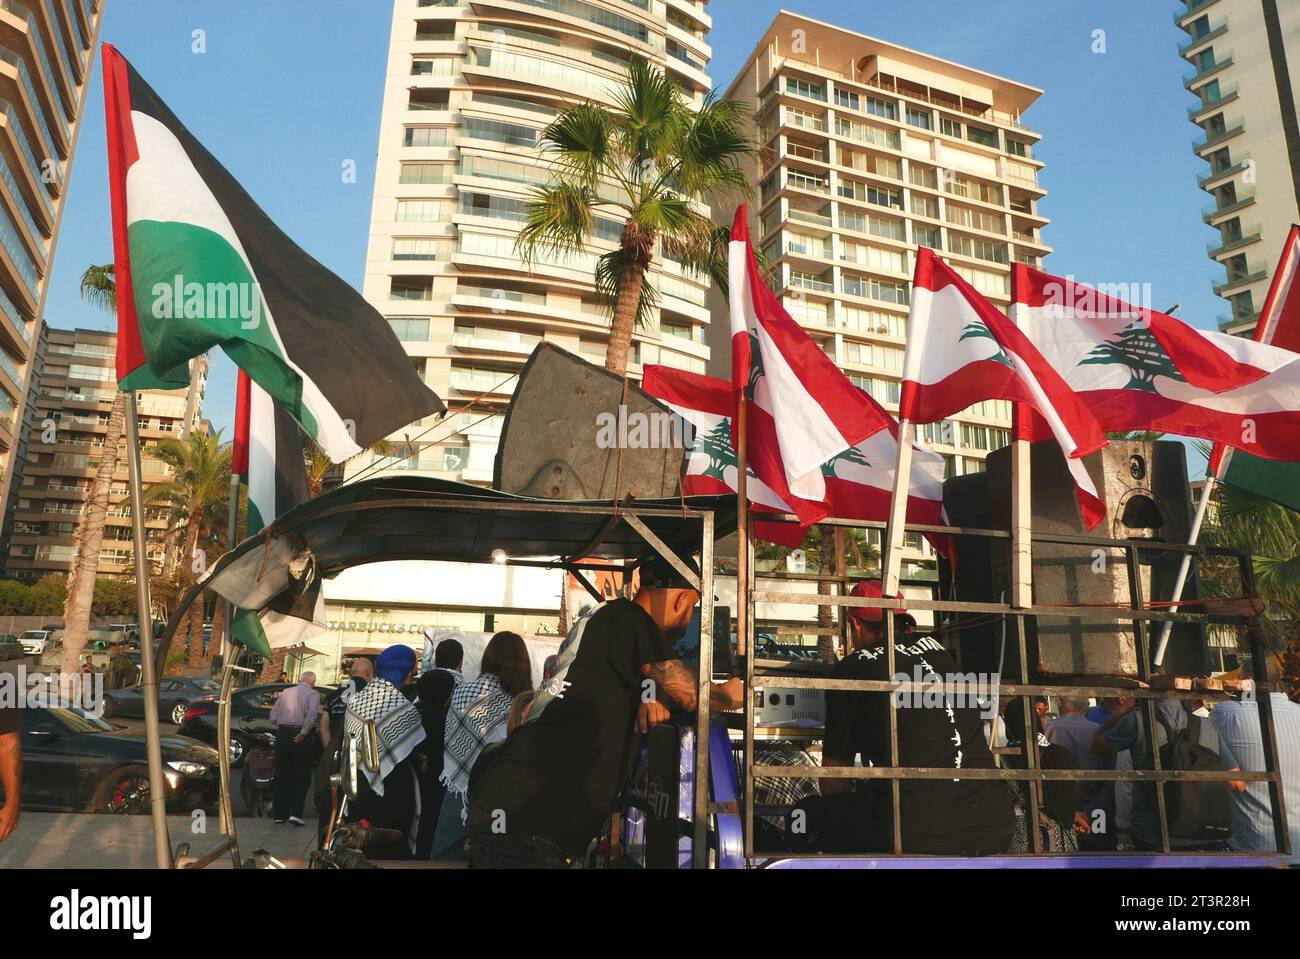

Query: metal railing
left=725, top=511, right=1291, bottom=864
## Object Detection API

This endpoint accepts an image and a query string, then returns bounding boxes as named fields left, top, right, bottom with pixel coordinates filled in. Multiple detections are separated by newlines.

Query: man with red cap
left=808, top=580, right=1014, bottom=855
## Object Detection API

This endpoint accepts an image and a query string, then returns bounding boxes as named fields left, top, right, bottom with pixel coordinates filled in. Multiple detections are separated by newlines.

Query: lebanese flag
left=644, top=366, right=955, bottom=562
left=903, top=249, right=1105, bottom=461
left=1011, top=404, right=1106, bottom=530
left=229, top=368, right=326, bottom=656
left=1208, top=226, right=1300, bottom=511
left=103, top=45, right=443, bottom=461
left=728, top=206, right=890, bottom=521
left=1012, top=264, right=1300, bottom=460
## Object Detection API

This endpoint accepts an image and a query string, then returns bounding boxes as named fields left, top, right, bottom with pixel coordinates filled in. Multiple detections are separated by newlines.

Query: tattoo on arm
left=0, top=732, right=20, bottom=793
left=641, top=659, right=698, bottom=712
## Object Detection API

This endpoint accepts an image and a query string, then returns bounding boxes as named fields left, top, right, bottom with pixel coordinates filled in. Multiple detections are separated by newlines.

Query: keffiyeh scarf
left=344, top=677, right=426, bottom=797
left=440, top=672, right=512, bottom=815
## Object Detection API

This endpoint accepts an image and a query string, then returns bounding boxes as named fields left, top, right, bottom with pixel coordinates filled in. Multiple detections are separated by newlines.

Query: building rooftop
left=729, top=10, right=1044, bottom=122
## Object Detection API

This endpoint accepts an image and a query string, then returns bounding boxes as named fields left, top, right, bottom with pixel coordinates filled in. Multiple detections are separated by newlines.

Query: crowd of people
left=254, top=568, right=1299, bottom=868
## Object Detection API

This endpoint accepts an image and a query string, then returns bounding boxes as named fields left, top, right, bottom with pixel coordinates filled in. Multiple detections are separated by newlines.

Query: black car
left=2, top=703, right=221, bottom=814
left=177, top=682, right=334, bottom=767
left=104, top=677, right=221, bottom=725
left=0, top=634, right=21, bottom=661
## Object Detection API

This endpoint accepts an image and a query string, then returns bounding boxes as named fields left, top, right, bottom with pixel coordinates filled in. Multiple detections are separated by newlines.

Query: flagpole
left=1010, top=405, right=1033, bottom=609
left=1153, top=471, right=1217, bottom=667
left=126, top=391, right=173, bottom=869
left=735, top=390, right=749, bottom=660
left=216, top=471, right=242, bottom=852
left=882, top=419, right=914, bottom=596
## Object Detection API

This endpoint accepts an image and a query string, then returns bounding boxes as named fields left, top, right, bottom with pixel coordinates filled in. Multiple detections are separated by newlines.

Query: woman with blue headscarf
left=342, top=644, right=426, bottom=858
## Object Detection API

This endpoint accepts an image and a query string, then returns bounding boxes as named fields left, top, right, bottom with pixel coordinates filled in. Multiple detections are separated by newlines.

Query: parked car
left=178, top=682, right=334, bottom=766
left=0, top=701, right=220, bottom=814
left=104, top=623, right=139, bottom=644
left=0, top=634, right=21, bottom=661
left=104, top=677, right=222, bottom=725
left=18, top=630, right=53, bottom=655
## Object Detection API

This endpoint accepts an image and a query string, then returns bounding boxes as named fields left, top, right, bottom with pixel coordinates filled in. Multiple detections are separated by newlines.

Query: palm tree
left=142, top=430, right=231, bottom=671
left=1200, top=484, right=1300, bottom=626
left=517, top=55, right=754, bottom=376
left=60, top=266, right=128, bottom=677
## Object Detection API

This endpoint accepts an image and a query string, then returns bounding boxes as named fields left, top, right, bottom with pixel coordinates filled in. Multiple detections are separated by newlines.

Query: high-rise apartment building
left=716, top=12, right=1049, bottom=567
left=355, top=0, right=715, bottom=482
left=1177, top=0, right=1300, bottom=335
left=0, top=0, right=106, bottom=566
left=3, top=326, right=207, bottom=582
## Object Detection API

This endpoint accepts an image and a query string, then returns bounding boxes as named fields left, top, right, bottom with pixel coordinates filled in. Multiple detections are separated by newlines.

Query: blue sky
left=49, top=1, right=1221, bottom=464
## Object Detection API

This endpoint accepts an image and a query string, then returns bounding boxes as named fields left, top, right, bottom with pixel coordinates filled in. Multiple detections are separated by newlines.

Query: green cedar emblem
left=1078, top=321, right=1187, bottom=393
left=959, top=320, right=1013, bottom=367
left=694, top=418, right=736, bottom=480
left=822, top=444, right=870, bottom=478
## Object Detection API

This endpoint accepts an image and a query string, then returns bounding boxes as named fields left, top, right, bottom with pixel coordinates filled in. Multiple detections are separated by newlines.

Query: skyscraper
left=1177, top=0, right=1300, bottom=335
left=0, top=0, right=106, bottom=570
left=3, top=326, right=207, bottom=582
left=716, top=12, right=1049, bottom=569
left=355, top=0, right=715, bottom=482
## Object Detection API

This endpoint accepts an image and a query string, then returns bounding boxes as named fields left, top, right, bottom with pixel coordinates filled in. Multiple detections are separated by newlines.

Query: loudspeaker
left=940, top=440, right=1207, bottom=679
left=494, top=343, right=685, bottom=500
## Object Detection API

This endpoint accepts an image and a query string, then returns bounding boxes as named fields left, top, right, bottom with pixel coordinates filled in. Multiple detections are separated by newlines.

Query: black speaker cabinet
left=940, top=440, right=1207, bottom=679
left=494, top=343, right=685, bottom=500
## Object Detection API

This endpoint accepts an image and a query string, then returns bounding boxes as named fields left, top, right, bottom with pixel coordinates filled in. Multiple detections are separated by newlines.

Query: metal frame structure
left=152, top=493, right=1289, bottom=869
left=153, top=494, right=719, bottom=869
left=733, top=510, right=1292, bottom=866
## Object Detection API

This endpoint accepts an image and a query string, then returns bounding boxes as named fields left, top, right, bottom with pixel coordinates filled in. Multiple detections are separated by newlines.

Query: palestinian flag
left=728, top=205, right=891, bottom=524
left=229, top=369, right=327, bottom=657
left=103, top=44, right=443, bottom=462
left=643, top=366, right=956, bottom=563
left=1011, top=264, right=1300, bottom=460
left=1209, top=225, right=1300, bottom=511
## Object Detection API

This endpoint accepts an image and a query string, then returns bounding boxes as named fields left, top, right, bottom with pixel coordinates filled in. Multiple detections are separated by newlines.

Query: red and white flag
left=728, top=206, right=890, bottom=522
left=903, top=249, right=1106, bottom=458
left=903, top=248, right=1107, bottom=529
left=1205, top=226, right=1300, bottom=511
left=1011, top=264, right=1300, bottom=459
left=643, top=366, right=955, bottom=561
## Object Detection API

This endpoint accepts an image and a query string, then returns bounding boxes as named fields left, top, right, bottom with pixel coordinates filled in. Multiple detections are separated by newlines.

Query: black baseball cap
left=638, top=553, right=701, bottom=591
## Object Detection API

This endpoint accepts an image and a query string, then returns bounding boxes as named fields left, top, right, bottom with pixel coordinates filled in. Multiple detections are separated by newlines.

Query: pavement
left=0, top=811, right=321, bottom=869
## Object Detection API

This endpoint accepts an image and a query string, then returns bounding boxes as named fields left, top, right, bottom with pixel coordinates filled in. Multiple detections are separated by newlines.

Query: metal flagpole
left=1009, top=405, right=1033, bottom=609
left=126, top=391, right=173, bottom=869
left=215, top=471, right=242, bottom=863
left=1153, top=471, right=1217, bottom=667
left=882, top=420, right=914, bottom=596
left=734, top=388, right=752, bottom=861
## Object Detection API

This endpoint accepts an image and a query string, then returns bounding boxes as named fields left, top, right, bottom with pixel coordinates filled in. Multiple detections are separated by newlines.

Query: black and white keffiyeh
left=440, top=672, right=512, bottom=815
left=344, top=677, right=426, bottom=797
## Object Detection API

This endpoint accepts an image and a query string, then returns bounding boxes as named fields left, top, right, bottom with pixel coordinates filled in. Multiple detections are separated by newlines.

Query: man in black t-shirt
left=466, top=554, right=740, bottom=867
left=813, top=580, right=1013, bottom=856
left=0, top=697, right=20, bottom=842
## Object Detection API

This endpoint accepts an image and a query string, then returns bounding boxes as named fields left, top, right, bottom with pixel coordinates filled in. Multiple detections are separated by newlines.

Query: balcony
left=1193, top=120, right=1244, bottom=152
left=1202, top=190, right=1255, bottom=223
left=1174, top=0, right=1219, bottom=26
left=787, top=207, right=832, bottom=229
left=787, top=273, right=833, bottom=294
left=1214, top=267, right=1268, bottom=295
left=1218, top=311, right=1255, bottom=332
left=1197, top=156, right=1250, bottom=188
left=1188, top=86, right=1238, bottom=121
left=1184, top=53, right=1233, bottom=89
left=1207, top=229, right=1262, bottom=259
left=1178, top=20, right=1228, bottom=58
left=451, top=330, right=542, bottom=357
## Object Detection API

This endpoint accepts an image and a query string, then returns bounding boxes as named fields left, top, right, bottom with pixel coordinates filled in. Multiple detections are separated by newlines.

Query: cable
left=339, top=370, right=521, bottom=486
